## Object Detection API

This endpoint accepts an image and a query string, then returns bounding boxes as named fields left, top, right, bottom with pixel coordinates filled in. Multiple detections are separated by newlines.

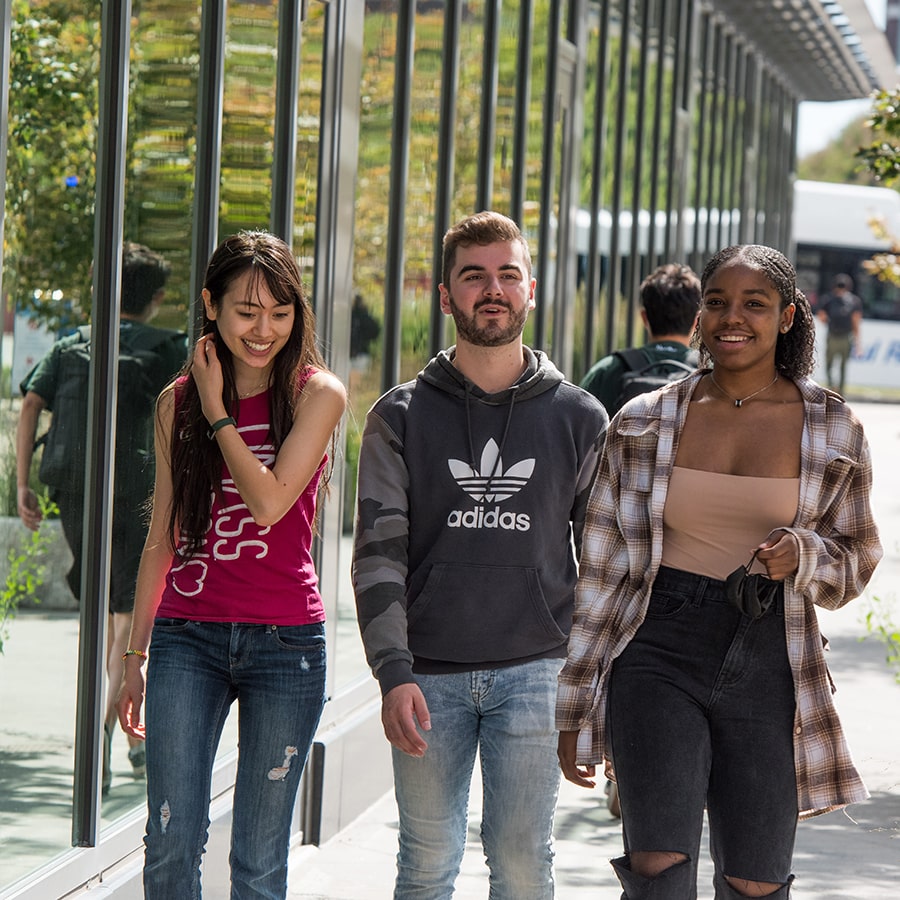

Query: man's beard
left=448, top=296, right=528, bottom=347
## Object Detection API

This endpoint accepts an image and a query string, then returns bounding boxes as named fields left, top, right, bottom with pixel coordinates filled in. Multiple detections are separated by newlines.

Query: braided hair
left=697, top=244, right=816, bottom=380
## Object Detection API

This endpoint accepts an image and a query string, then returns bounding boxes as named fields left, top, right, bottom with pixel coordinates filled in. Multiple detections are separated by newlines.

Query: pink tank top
left=157, top=384, right=326, bottom=625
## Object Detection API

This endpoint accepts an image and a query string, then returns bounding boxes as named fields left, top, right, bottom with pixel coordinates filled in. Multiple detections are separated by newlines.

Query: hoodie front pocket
left=407, top=563, right=567, bottom=663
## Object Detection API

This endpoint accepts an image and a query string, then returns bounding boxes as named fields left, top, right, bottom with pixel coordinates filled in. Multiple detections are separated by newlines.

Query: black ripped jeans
left=608, top=566, right=798, bottom=897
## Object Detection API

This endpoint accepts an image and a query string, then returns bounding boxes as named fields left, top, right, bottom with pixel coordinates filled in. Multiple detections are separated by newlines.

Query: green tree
left=797, top=113, right=881, bottom=186
left=853, top=89, right=900, bottom=288
left=4, top=0, right=100, bottom=331
left=855, top=88, right=900, bottom=185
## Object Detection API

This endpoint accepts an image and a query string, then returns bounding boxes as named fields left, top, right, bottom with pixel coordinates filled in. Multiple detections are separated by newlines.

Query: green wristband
left=208, top=416, right=236, bottom=438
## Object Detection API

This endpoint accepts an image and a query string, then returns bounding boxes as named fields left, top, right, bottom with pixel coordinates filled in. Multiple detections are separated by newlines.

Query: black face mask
left=725, top=550, right=782, bottom=619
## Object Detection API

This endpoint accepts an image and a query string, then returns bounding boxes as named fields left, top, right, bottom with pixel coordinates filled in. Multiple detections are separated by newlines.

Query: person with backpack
left=15, top=242, right=187, bottom=793
left=580, top=263, right=701, bottom=416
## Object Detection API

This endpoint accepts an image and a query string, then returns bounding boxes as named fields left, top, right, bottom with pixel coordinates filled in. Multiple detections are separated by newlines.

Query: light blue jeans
left=143, top=619, right=326, bottom=900
left=392, top=658, right=563, bottom=900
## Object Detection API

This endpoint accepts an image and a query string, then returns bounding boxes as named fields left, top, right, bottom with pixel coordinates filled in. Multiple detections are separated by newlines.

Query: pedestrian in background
left=16, top=242, right=186, bottom=793
left=353, top=211, right=607, bottom=899
left=116, top=231, right=346, bottom=899
left=558, top=244, right=882, bottom=899
left=817, top=272, right=863, bottom=395
left=580, top=262, right=700, bottom=417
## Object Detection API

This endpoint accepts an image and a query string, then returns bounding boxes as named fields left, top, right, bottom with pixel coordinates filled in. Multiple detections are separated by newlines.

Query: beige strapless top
left=661, top=467, right=800, bottom=581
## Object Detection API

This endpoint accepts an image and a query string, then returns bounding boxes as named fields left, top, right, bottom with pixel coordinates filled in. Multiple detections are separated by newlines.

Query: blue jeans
left=608, top=567, right=797, bottom=899
left=143, top=619, right=326, bottom=900
left=392, top=658, right=562, bottom=900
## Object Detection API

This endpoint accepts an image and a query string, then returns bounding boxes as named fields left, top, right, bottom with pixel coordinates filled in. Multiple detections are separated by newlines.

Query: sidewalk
left=285, top=399, right=900, bottom=900
left=284, top=600, right=900, bottom=900
left=1, top=404, right=897, bottom=898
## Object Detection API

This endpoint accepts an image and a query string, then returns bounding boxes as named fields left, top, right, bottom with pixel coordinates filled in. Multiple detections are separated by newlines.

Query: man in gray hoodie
left=352, top=211, right=607, bottom=899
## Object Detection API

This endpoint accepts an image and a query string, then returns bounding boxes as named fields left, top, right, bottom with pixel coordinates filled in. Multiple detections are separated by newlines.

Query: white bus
left=792, top=179, right=900, bottom=390
left=792, top=178, right=900, bottom=320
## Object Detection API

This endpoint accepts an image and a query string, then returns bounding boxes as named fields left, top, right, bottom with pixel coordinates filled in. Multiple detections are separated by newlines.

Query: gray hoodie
left=352, top=346, right=608, bottom=695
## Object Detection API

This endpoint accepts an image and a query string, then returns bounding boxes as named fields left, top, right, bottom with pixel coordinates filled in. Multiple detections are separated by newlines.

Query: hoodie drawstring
left=464, top=382, right=519, bottom=500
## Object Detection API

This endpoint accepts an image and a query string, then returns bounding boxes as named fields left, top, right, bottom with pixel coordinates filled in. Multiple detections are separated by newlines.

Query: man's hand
left=557, top=729, right=596, bottom=788
left=382, top=683, right=431, bottom=757
left=17, top=485, right=42, bottom=531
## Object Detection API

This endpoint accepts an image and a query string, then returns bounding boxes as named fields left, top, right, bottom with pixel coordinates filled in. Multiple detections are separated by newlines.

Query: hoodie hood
left=419, top=345, right=565, bottom=404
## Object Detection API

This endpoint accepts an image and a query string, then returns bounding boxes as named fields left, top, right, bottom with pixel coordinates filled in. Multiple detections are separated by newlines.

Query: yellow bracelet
left=122, top=649, right=148, bottom=661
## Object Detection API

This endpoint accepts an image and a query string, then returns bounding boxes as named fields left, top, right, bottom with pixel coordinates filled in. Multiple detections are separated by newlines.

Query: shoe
left=128, top=744, right=146, bottom=779
left=102, top=723, right=113, bottom=795
left=605, top=779, right=621, bottom=818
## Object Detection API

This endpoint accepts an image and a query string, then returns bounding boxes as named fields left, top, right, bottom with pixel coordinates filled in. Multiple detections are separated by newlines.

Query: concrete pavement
left=1, top=401, right=897, bottom=898
left=285, top=605, right=900, bottom=899
left=284, top=399, right=900, bottom=900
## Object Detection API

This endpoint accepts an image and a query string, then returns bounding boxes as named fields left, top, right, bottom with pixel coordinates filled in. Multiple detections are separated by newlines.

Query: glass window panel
left=340, top=4, right=398, bottom=693
left=1, top=2, right=100, bottom=884
left=219, top=2, right=278, bottom=236
left=294, top=6, right=324, bottom=268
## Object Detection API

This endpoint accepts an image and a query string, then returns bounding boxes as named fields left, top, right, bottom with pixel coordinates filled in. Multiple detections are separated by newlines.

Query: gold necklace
left=708, top=371, right=778, bottom=408
left=238, top=380, right=268, bottom=399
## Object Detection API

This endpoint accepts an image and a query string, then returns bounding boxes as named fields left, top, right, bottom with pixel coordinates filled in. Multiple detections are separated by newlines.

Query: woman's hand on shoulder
left=192, top=334, right=227, bottom=422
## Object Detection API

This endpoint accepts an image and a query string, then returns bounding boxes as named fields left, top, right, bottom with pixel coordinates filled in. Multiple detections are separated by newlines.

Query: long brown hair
left=166, top=231, right=327, bottom=557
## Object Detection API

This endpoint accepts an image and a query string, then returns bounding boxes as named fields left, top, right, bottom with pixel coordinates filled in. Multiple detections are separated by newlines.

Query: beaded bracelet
left=122, top=649, right=148, bottom=662
left=208, top=416, right=236, bottom=439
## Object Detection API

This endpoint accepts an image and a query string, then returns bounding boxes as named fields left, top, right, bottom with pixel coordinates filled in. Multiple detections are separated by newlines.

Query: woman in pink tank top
left=116, top=231, right=346, bottom=899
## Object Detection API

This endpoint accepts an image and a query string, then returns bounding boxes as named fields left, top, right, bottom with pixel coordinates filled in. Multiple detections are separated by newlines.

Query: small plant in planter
left=0, top=493, right=59, bottom=654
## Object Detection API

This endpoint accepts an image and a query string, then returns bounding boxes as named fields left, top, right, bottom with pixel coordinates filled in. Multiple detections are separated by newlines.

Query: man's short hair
left=441, top=211, right=532, bottom=286
left=640, top=263, right=701, bottom=337
left=832, top=273, right=853, bottom=291
left=121, top=242, right=172, bottom=315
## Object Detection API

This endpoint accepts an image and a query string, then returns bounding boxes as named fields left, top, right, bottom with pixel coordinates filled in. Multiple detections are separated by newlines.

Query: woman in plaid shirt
left=557, top=244, right=882, bottom=900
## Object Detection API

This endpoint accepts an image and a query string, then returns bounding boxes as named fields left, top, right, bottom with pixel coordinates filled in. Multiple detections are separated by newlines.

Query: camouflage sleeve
left=351, top=408, right=415, bottom=695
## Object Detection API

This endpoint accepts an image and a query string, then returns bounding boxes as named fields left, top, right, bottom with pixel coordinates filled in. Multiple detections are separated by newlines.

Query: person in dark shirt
left=817, top=273, right=862, bottom=395
left=580, top=263, right=701, bottom=415
left=15, top=242, right=187, bottom=793
left=352, top=212, right=607, bottom=898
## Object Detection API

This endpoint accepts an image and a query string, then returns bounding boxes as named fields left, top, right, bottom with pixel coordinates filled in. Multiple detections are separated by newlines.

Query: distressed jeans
left=608, top=566, right=797, bottom=898
left=143, top=619, right=326, bottom=900
left=392, top=658, right=562, bottom=900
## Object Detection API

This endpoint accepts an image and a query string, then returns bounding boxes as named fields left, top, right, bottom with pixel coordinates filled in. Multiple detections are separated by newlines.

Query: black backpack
left=37, top=325, right=185, bottom=497
left=612, top=347, right=699, bottom=414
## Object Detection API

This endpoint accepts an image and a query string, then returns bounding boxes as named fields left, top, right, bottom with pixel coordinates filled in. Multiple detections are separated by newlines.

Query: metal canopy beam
left=712, top=0, right=897, bottom=101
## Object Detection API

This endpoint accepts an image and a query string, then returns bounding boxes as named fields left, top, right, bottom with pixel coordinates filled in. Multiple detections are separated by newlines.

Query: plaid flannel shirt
left=557, top=371, right=882, bottom=819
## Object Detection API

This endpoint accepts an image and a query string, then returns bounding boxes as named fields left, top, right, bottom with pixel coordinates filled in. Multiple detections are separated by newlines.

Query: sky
left=796, top=0, right=891, bottom=158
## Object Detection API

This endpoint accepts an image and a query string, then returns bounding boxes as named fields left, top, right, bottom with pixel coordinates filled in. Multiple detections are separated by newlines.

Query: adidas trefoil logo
left=446, top=439, right=534, bottom=531
left=448, top=438, right=535, bottom=502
